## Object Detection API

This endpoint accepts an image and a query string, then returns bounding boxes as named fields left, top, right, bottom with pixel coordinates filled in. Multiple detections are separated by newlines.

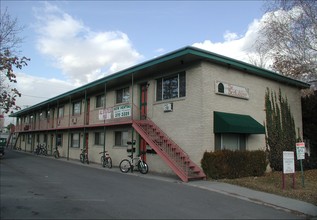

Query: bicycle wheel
left=86, top=156, right=89, bottom=164
left=80, top=154, right=84, bottom=163
left=53, top=151, right=58, bottom=158
left=138, top=161, right=149, bottom=174
left=101, top=156, right=105, bottom=166
left=119, top=159, right=131, bottom=173
left=104, top=157, right=112, bottom=168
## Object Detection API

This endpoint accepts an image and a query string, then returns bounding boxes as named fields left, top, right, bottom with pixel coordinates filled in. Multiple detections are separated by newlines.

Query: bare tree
left=0, top=7, right=29, bottom=114
left=254, top=0, right=317, bottom=84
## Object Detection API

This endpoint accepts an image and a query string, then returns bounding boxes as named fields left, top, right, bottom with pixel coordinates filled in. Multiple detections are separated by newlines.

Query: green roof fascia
left=186, top=46, right=310, bottom=89
left=10, top=46, right=310, bottom=117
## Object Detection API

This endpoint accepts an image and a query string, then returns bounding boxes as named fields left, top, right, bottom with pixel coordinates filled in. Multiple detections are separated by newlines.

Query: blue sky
left=2, top=0, right=267, bottom=116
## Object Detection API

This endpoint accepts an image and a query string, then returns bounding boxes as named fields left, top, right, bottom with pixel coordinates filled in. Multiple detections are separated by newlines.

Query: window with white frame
left=115, top=131, right=128, bottom=147
left=215, top=134, right=246, bottom=151
left=116, top=87, right=130, bottom=104
left=156, top=72, right=186, bottom=101
left=71, top=133, right=80, bottom=148
left=73, top=101, right=81, bottom=115
left=94, top=132, right=105, bottom=145
left=96, top=94, right=105, bottom=108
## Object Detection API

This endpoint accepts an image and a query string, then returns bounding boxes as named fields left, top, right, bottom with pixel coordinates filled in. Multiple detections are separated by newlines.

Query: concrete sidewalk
left=187, top=180, right=317, bottom=218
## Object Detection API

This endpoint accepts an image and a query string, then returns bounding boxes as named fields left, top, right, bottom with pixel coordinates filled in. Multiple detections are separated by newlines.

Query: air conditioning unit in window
left=72, top=118, right=77, bottom=124
left=163, top=103, right=173, bottom=112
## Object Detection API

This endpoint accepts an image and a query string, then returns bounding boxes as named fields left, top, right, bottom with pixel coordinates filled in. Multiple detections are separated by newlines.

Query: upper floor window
left=58, top=106, right=64, bottom=118
left=73, top=101, right=81, bottom=115
left=116, top=87, right=130, bottom=104
left=156, top=72, right=186, bottom=101
left=96, top=94, right=105, bottom=108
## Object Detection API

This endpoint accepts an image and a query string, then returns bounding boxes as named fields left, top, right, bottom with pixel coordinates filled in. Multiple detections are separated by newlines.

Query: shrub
left=201, top=149, right=267, bottom=179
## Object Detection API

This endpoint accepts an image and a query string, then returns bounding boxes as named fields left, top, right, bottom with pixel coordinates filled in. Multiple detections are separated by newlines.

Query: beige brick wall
left=146, top=61, right=303, bottom=170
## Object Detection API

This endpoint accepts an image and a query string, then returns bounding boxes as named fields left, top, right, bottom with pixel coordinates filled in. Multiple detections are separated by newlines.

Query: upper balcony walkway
left=15, top=103, right=139, bottom=133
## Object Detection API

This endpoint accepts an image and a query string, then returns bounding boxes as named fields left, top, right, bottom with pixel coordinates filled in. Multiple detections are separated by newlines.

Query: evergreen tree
left=265, top=88, right=297, bottom=171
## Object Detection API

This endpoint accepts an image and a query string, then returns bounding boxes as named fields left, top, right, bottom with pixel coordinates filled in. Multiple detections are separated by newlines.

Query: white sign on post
left=296, top=142, right=305, bottom=160
left=283, top=151, right=295, bottom=174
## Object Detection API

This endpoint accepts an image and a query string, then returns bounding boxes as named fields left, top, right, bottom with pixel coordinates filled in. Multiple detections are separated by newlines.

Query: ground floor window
left=28, top=134, right=32, bottom=144
left=115, top=131, right=128, bottom=147
left=71, top=133, right=80, bottom=148
left=95, top=132, right=105, bottom=146
left=56, top=134, right=63, bottom=147
left=215, top=133, right=246, bottom=151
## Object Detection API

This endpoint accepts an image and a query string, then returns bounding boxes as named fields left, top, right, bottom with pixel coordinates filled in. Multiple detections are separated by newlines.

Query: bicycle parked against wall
left=99, top=151, right=112, bottom=168
left=34, top=143, right=47, bottom=156
left=53, top=146, right=60, bottom=159
left=119, top=151, right=148, bottom=174
left=80, top=148, right=89, bottom=164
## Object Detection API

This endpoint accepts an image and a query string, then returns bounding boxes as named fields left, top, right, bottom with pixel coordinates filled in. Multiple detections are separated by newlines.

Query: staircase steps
left=133, top=119, right=206, bottom=182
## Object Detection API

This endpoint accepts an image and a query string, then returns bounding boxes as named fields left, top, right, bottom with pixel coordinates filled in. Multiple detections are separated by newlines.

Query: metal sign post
left=296, top=142, right=305, bottom=188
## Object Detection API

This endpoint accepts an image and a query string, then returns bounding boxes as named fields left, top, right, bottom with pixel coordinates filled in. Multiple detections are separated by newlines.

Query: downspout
left=67, top=96, right=71, bottom=160
left=103, top=83, right=107, bottom=162
left=84, top=90, right=87, bottom=155
left=131, top=72, right=134, bottom=172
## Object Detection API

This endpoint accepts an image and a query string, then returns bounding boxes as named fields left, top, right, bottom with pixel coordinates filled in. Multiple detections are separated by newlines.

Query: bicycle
left=99, top=151, right=112, bottom=168
left=80, top=148, right=89, bottom=164
left=53, top=146, right=60, bottom=159
left=119, top=151, right=148, bottom=174
left=34, top=144, right=47, bottom=156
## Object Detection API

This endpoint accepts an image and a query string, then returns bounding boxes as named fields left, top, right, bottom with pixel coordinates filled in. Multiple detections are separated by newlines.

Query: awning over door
left=214, top=111, right=265, bottom=134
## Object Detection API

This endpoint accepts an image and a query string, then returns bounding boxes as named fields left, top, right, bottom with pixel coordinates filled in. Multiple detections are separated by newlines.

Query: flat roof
left=10, top=46, right=310, bottom=117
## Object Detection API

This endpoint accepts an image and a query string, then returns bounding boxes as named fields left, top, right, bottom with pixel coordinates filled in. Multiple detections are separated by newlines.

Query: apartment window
left=28, top=134, right=32, bottom=144
left=94, top=132, right=105, bottom=145
left=156, top=72, right=186, bottom=101
left=71, top=133, right=80, bottom=148
left=58, top=106, right=64, bottom=118
left=73, top=101, right=81, bottom=115
left=215, top=134, right=246, bottom=151
left=115, top=131, right=128, bottom=147
left=56, top=134, right=63, bottom=147
left=116, top=87, right=130, bottom=104
left=96, top=95, right=105, bottom=108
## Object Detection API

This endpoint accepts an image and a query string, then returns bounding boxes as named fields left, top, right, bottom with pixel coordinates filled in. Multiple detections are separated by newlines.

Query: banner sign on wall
left=99, top=108, right=112, bottom=120
left=113, top=105, right=131, bottom=118
left=98, top=105, right=131, bottom=120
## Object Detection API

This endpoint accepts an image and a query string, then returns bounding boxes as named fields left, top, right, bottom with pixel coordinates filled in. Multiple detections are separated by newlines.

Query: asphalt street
left=0, top=150, right=309, bottom=219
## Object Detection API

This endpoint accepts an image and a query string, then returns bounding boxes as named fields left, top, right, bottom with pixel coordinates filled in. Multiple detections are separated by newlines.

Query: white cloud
left=34, top=2, right=143, bottom=86
left=15, top=72, right=76, bottom=108
left=192, top=16, right=269, bottom=67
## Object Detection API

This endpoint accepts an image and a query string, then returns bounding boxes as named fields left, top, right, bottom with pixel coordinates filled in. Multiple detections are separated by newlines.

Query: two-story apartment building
left=10, top=46, right=309, bottom=182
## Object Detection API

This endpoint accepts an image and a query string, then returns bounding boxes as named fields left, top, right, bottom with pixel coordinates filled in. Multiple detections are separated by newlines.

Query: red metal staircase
left=132, top=119, right=206, bottom=182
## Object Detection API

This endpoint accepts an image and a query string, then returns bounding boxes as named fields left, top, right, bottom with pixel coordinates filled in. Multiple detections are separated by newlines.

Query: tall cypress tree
left=265, top=88, right=297, bottom=171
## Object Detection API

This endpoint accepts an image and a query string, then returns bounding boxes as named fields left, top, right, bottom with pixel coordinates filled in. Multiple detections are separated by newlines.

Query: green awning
left=214, top=111, right=265, bottom=134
